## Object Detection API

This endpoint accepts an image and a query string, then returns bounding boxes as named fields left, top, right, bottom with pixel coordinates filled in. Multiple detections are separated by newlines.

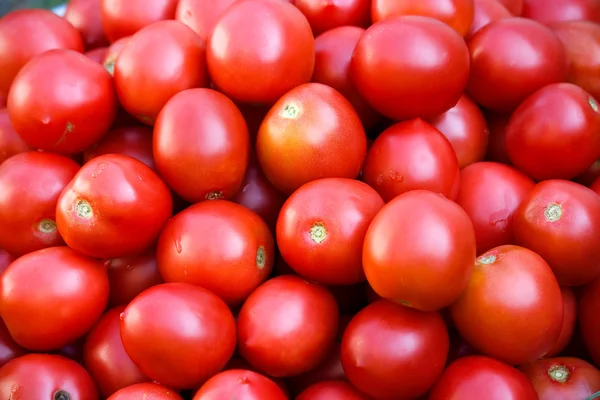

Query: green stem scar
left=75, top=200, right=93, bottom=219
left=280, top=103, right=300, bottom=119
left=205, top=191, right=223, bottom=200
left=477, top=254, right=497, bottom=265
left=309, top=222, right=327, bottom=244
left=548, top=365, right=570, bottom=383
left=37, top=219, right=57, bottom=233
left=590, top=97, right=599, bottom=113
left=256, top=246, right=266, bottom=269
left=544, top=203, right=563, bottom=222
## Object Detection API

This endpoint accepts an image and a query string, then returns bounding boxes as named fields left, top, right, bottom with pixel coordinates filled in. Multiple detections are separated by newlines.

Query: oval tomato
left=294, top=0, right=370, bottom=35
left=0, top=108, right=31, bottom=165
left=0, top=319, right=25, bottom=368
left=65, top=0, right=109, bottom=49
left=83, top=125, right=155, bottom=170
left=175, top=0, right=236, bottom=41
left=547, top=287, right=577, bottom=357
left=193, top=369, right=288, bottom=400
left=467, top=0, right=511, bottom=39
left=296, top=380, right=367, bottom=400
left=522, top=0, right=600, bottom=24
left=580, top=278, right=600, bottom=367
left=108, top=383, right=183, bottom=400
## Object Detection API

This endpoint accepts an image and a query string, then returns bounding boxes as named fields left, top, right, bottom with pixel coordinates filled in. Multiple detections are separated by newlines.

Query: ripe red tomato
left=467, top=0, right=511, bottom=39
left=485, top=111, right=512, bottom=164
left=498, top=0, right=524, bottom=14
left=580, top=278, right=600, bottom=367
left=108, top=383, right=183, bottom=400
left=351, top=16, right=470, bottom=120
left=83, top=306, right=149, bottom=398
left=547, top=287, right=577, bottom=357
left=362, top=119, right=460, bottom=202
left=0, top=247, right=109, bottom=351
left=0, top=319, right=25, bottom=368
left=593, top=177, right=600, bottom=194
left=102, top=35, right=130, bottom=75
left=85, top=46, right=109, bottom=63
left=221, top=358, right=290, bottom=397
left=429, top=356, right=538, bottom=399
left=0, top=354, right=98, bottom=400
left=450, top=245, right=564, bottom=365
left=296, top=380, right=367, bottom=400
left=294, top=0, right=370, bottom=35
left=121, top=283, right=237, bottom=389
left=522, top=0, right=600, bottom=24
left=513, top=180, right=600, bottom=286
left=65, top=0, right=109, bottom=49
left=175, top=0, right=236, bottom=41
left=154, top=88, right=250, bottom=202
left=466, top=17, right=568, bottom=112
left=193, top=369, right=288, bottom=400
left=0, top=9, right=84, bottom=96
left=456, top=161, right=535, bottom=255
left=8, top=49, right=117, bottom=154
left=237, top=275, right=339, bottom=377
left=341, top=300, right=449, bottom=399
left=83, top=125, right=155, bottom=170
left=256, top=83, right=366, bottom=195
left=286, top=343, right=346, bottom=395
left=0, top=108, right=30, bottom=165
left=56, top=154, right=173, bottom=259
left=207, top=0, right=315, bottom=104
left=0, top=249, right=13, bottom=274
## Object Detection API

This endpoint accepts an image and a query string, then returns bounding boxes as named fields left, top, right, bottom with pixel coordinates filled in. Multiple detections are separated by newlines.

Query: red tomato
left=520, top=357, right=600, bottom=400
left=0, top=94, right=5, bottom=108
left=237, top=275, right=339, bottom=377
left=175, top=0, right=236, bottom=41
left=466, top=17, right=568, bottom=112
left=207, top=0, right=315, bottom=104
left=296, top=380, right=367, bottom=400
left=286, top=343, right=346, bottom=395
left=85, top=46, right=109, bottom=63
left=0, top=354, right=98, bottom=400
left=450, top=245, right=563, bottom=365
left=362, top=119, right=460, bottom=202
left=154, top=88, right=250, bottom=202
left=83, top=125, right=155, bottom=170
left=484, top=111, right=512, bottom=164
left=101, top=0, right=179, bottom=43
left=467, top=0, right=511, bottom=39
left=0, top=108, right=30, bottom=165
left=8, top=49, right=117, bottom=154
left=456, top=161, right=535, bottom=255
left=56, top=154, right=173, bottom=259
left=522, top=0, right=600, bottom=24
left=429, top=356, right=537, bottom=399
left=83, top=306, right=149, bottom=398
left=0, top=247, right=109, bottom=351
left=121, top=283, right=237, bottom=389
left=593, top=177, right=600, bottom=194
left=578, top=159, right=600, bottom=187
left=547, top=287, right=578, bottom=357
left=513, top=180, right=600, bottom=286
left=108, top=383, right=183, bottom=400
left=0, top=249, right=13, bottom=274
left=294, top=0, right=370, bottom=35
left=0, top=319, right=25, bottom=368
left=107, top=248, right=163, bottom=307
left=102, top=35, right=130, bottom=75
left=65, top=0, right=109, bottom=49
left=498, top=0, right=524, bottom=14
left=351, top=16, right=470, bottom=120
left=193, top=369, right=288, bottom=400
left=580, top=278, right=600, bottom=367
left=341, top=300, right=449, bottom=399
left=256, top=83, right=366, bottom=195
left=0, top=9, right=84, bottom=96
left=221, top=358, right=290, bottom=397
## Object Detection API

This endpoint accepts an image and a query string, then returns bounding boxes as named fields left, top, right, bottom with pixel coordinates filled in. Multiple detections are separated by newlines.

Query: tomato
left=121, top=283, right=236, bottom=389
left=221, top=358, right=290, bottom=397
left=108, top=383, right=183, bottom=400
left=294, top=0, right=370, bottom=35
left=341, top=300, right=449, bottom=400
left=429, top=356, right=537, bottom=399
left=456, top=161, right=535, bottom=255
left=580, top=278, right=600, bottom=367
left=65, top=0, right=109, bottom=49
left=312, top=26, right=381, bottom=131
left=466, top=17, right=568, bottom=112
left=0, top=109, right=30, bottom=165
left=0, top=9, right=84, bottom=97
left=450, top=245, right=563, bottom=365
left=522, top=0, right=600, bottom=24
left=593, top=177, right=600, bottom=194
left=83, top=125, right=154, bottom=170
left=193, top=369, right=288, bottom=400
left=256, top=83, right=366, bottom=195
left=154, top=88, right=250, bottom=202
left=0, top=354, right=98, bottom=400
left=0, top=249, right=13, bottom=274
left=85, top=46, right=109, bottom=63
left=237, top=275, right=339, bottom=377
left=547, top=287, right=578, bottom=357
left=467, top=0, right=511, bottom=39
left=287, top=343, right=346, bottom=395
left=484, top=111, right=512, bottom=164
left=107, top=248, right=163, bottom=307
left=578, top=159, right=600, bottom=187
left=498, top=0, right=524, bottom=14
left=0, top=319, right=25, bottom=368
left=102, top=35, right=130, bottom=75
left=351, top=16, right=469, bottom=121
left=175, top=0, right=236, bottom=41
left=362, top=119, right=460, bottom=202
left=101, top=0, right=179, bottom=43
left=296, top=381, right=367, bottom=400
left=207, top=0, right=315, bottom=104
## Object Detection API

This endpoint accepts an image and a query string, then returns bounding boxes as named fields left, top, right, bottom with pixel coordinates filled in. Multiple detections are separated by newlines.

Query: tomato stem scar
left=589, top=97, right=599, bottom=113
left=309, top=222, right=327, bottom=244
left=256, top=246, right=266, bottom=269
left=37, top=219, right=57, bottom=233
left=205, top=191, right=223, bottom=200
left=280, top=103, right=300, bottom=119
left=477, top=254, right=497, bottom=265
left=544, top=203, right=563, bottom=222
left=548, top=365, right=570, bottom=383
left=75, top=199, right=93, bottom=219
left=53, top=390, right=72, bottom=400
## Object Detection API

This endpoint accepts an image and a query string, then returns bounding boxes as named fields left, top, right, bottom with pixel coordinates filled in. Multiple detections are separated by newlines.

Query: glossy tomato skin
left=83, top=125, right=155, bottom=170
left=295, top=0, right=370, bottom=35
left=108, top=383, right=183, bottom=400
left=0, top=107, right=31, bottom=165
left=513, top=180, right=600, bottom=286
left=0, top=9, right=84, bottom=96
left=154, top=88, right=250, bottom=203
left=351, top=16, right=470, bottom=120
left=8, top=49, right=117, bottom=154
left=522, top=0, right=600, bottom=24
left=85, top=46, right=109, bottom=63
left=466, top=17, right=568, bottom=112
left=0, top=249, right=13, bottom=274
left=121, top=283, right=237, bottom=389
left=0, top=319, right=25, bottom=368
left=429, top=356, right=538, bottom=400
left=498, top=0, right=523, bottom=14
left=65, top=0, right=109, bottom=49
left=107, top=248, right=163, bottom=307
left=0, top=151, right=80, bottom=257
left=256, top=83, right=366, bottom=195
left=450, top=245, right=563, bottom=365
left=175, top=0, right=236, bottom=41
left=580, top=278, right=600, bottom=367
left=362, top=119, right=460, bottom=202
left=192, top=369, right=288, bottom=400
left=296, top=380, right=367, bottom=400
left=456, top=161, right=535, bottom=255
left=547, top=287, right=578, bottom=357
left=341, top=300, right=449, bottom=400
left=207, top=0, right=315, bottom=104
left=102, top=35, right=130, bottom=75
left=467, top=0, right=511, bottom=39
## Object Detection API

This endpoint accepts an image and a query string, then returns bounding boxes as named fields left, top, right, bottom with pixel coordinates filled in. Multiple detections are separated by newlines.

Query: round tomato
left=286, top=343, right=345, bottom=395
left=351, top=16, right=470, bottom=120
left=107, top=248, right=163, bottom=307
left=522, top=0, right=600, bottom=24
left=102, top=35, right=130, bottom=75
left=108, top=383, right=183, bottom=400
left=65, top=0, right=109, bottom=49
left=83, top=125, right=155, bottom=170
left=295, top=0, right=370, bottom=35
left=485, top=111, right=512, bottom=164
left=498, top=0, right=524, bottom=14
left=175, top=0, right=236, bottom=41
left=154, top=88, right=250, bottom=202
left=466, top=17, right=568, bottom=112
left=0, top=108, right=31, bottom=165
left=207, top=0, right=315, bottom=104
left=256, top=83, right=366, bottom=195
left=580, top=278, right=600, bottom=367
left=450, top=245, right=564, bottom=365
left=193, top=369, right=288, bottom=400
left=296, top=380, right=367, bottom=400
left=0, top=319, right=25, bottom=368
left=547, top=287, right=577, bottom=357
left=467, top=0, right=511, bottom=39
left=0, top=247, right=109, bottom=351
left=0, top=249, right=13, bottom=274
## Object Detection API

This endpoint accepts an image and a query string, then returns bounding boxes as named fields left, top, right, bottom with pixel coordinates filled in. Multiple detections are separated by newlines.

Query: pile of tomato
left=1, top=0, right=600, bottom=399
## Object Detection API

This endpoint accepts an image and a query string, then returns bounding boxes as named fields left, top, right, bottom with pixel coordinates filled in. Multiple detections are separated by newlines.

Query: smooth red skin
left=466, top=17, right=568, bottom=113
left=485, top=111, right=512, bottom=164
left=578, top=159, right=600, bottom=187
left=295, top=0, right=370, bottom=36
left=56, top=154, right=173, bottom=259
left=362, top=119, right=461, bottom=203
left=513, top=180, right=600, bottom=286
left=523, top=0, right=600, bottom=24
left=0, top=247, right=109, bottom=351
left=85, top=46, right=109, bottom=63
left=101, top=0, right=179, bottom=43
left=429, top=356, right=537, bottom=400
left=176, top=0, right=236, bottom=41
left=65, top=0, right=109, bottom=49
left=341, top=300, right=449, bottom=400
left=193, top=369, right=288, bottom=400
left=84, top=306, right=149, bottom=398
left=547, top=287, right=578, bottom=357
left=0, top=152, right=80, bottom=257
left=0, top=109, right=31, bottom=165
left=450, top=245, right=564, bottom=365
left=0, top=9, right=84, bottom=97
left=0, top=249, right=13, bottom=274
left=498, top=0, right=523, bottom=14
left=108, top=383, right=183, bottom=400
left=0, top=319, right=25, bottom=368
left=83, top=125, right=155, bottom=170
left=593, top=176, right=600, bottom=194
left=256, top=83, right=367, bottom=195
left=287, top=343, right=346, bottom=395
left=351, top=16, right=470, bottom=121
left=0, top=94, right=5, bottom=108
left=296, top=380, right=367, bottom=400
left=102, top=36, right=130, bottom=75
left=456, top=161, right=535, bottom=255
left=467, top=0, right=512, bottom=39
left=580, top=278, right=600, bottom=367
left=237, top=275, right=339, bottom=377
left=222, top=358, right=290, bottom=397
left=121, top=283, right=237, bottom=389
left=154, top=88, right=250, bottom=203
left=207, top=0, right=315, bottom=104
